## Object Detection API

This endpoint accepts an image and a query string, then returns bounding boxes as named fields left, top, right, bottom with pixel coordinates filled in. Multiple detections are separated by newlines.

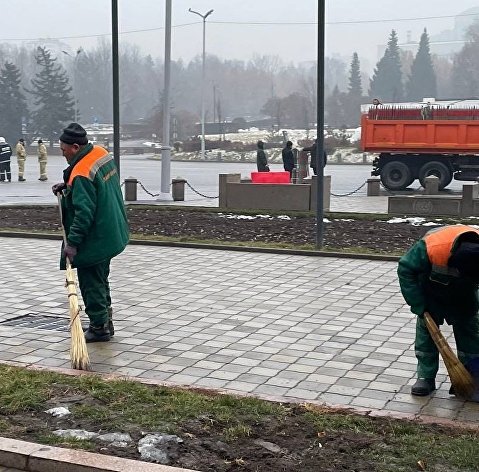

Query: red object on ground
left=251, top=171, right=291, bottom=183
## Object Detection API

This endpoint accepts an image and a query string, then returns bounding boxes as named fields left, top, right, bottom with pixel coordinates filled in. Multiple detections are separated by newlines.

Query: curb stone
left=0, top=437, right=196, bottom=472
left=0, top=231, right=400, bottom=262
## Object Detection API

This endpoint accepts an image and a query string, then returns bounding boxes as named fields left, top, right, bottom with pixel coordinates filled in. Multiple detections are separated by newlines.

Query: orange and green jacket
left=397, top=225, right=479, bottom=322
left=60, top=143, right=129, bottom=268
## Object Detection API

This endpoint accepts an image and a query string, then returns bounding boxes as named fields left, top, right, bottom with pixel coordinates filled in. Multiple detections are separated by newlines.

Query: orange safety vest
left=67, top=146, right=112, bottom=185
left=424, top=225, right=479, bottom=274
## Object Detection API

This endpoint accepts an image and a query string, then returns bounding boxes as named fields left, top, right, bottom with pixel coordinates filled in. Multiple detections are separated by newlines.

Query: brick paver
left=1, top=237, right=479, bottom=424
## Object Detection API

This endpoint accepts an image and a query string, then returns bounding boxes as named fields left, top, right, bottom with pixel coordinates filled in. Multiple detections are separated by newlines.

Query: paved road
left=0, top=154, right=427, bottom=213
left=0, top=237, right=478, bottom=425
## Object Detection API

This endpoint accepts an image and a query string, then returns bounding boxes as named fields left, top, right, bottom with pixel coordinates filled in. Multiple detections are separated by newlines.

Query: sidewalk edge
left=0, top=231, right=400, bottom=262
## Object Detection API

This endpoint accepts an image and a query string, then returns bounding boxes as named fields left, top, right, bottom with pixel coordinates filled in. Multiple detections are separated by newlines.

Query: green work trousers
left=415, top=314, right=479, bottom=379
left=77, top=259, right=112, bottom=326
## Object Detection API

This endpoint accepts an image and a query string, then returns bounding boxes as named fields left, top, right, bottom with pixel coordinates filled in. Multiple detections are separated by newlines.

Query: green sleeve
left=397, top=240, right=431, bottom=316
left=67, top=177, right=97, bottom=247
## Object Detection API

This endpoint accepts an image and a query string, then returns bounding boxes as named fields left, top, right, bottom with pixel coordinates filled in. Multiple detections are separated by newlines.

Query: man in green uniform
left=52, top=123, right=129, bottom=343
left=398, top=225, right=479, bottom=396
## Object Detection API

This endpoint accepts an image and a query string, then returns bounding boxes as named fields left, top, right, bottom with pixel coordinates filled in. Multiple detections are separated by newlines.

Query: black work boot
left=84, top=323, right=111, bottom=343
left=411, top=378, right=436, bottom=396
left=108, top=306, right=114, bottom=336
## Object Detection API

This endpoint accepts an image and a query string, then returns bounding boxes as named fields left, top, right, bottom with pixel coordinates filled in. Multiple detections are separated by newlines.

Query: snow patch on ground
left=217, top=213, right=291, bottom=221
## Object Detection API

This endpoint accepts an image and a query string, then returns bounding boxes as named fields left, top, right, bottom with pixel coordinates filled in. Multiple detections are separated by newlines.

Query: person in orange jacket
left=398, top=225, right=479, bottom=396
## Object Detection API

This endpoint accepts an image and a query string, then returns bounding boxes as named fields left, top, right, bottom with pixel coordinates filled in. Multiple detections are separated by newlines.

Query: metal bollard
left=124, top=177, right=138, bottom=201
left=172, top=177, right=187, bottom=201
left=366, top=177, right=380, bottom=196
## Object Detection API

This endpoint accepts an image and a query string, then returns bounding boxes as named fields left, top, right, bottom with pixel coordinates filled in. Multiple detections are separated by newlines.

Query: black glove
left=52, top=182, right=66, bottom=195
left=63, top=244, right=77, bottom=262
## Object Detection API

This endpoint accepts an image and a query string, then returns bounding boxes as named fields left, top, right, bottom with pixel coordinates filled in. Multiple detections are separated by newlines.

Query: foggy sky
left=3, top=0, right=479, bottom=70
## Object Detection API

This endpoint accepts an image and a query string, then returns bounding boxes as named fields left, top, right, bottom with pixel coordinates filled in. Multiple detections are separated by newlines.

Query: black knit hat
left=59, top=123, right=88, bottom=145
left=449, top=241, right=479, bottom=279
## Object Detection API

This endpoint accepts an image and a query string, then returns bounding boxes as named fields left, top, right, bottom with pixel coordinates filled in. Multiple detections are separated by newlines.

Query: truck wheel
left=419, top=161, right=452, bottom=190
left=380, top=161, right=412, bottom=190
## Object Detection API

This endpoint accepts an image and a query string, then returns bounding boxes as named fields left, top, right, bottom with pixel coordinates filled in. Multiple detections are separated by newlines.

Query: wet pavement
left=0, top=236, right=478, bottom=426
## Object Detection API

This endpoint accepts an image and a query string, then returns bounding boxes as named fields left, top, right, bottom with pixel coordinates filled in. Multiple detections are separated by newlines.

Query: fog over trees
left=0, top=23, right=478, bottom=141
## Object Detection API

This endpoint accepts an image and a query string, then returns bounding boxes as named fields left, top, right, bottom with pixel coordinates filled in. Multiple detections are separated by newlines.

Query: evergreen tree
left=406, top=29, right=437, bottom=101
left=325, top=85, right=347, bottom=128
left=369, top=30, right=403, bottom=102
left=348, top=52, right=362, bottom=97
left=451, top=24, right=479, bottom=98
left=346, top=52, right=363, bottom=126
left=0, top=62, right=27, bottom=144
left=29, top=47, right=74, bottom=144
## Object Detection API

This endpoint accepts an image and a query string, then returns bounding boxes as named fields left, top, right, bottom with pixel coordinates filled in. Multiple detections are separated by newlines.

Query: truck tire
left=418, top=161, right=452, bottom=190
left=380, top=161, right=413, bottom=190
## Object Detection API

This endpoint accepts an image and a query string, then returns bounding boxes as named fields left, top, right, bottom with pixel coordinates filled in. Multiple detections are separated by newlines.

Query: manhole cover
left=0, top=314, right=70, bottom=332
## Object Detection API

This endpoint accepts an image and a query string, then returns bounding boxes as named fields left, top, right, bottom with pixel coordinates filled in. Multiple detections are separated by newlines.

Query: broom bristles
left=424, top=312, right=474, bottom=399
left=66, top=264, right=90, bottom=371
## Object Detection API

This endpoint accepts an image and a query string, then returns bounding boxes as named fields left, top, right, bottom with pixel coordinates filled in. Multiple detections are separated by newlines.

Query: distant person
left=303, top=139, right=327, bottom=176
left=421, top=103, right=433, bottom=120
left=398, top=225, right=479, bottom=396
left=282, top=140, right=295, bottom=177
left=0, top=137, right=12, bottom=182
left=372, top=98, right=382, bottom=119
left=15, top=138, right=26, bottom=181
left=37, top=139, right=48, bottom=181
left=256, top=140, right=269, bottom=172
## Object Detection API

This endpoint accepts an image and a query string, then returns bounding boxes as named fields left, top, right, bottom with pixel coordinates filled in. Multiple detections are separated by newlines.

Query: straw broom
left=57, top=194, right=90, bottom=371
left=423, top=312, right=474, bottom=399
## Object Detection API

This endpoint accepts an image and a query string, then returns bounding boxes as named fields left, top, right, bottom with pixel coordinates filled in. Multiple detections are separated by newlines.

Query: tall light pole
left=316, top=1, right=325, bottom=248
left=160, top=0, right=172, bottom=196
left=112, top=0, right=120, bottom=174
left=188, top=7, right=214, bottom=160
left=62, top=48, right=83, bottom=122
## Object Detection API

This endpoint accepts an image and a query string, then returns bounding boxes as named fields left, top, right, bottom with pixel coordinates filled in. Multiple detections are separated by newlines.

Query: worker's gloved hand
left=52, top=182, right=66, bottom=195
left=63, top=244, right=77, bottom=262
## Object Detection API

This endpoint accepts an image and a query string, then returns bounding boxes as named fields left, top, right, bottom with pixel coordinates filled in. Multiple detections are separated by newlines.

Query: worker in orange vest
left=398, top=225, right=479, bottom=396
left=52, top=123, right=129, bottom=343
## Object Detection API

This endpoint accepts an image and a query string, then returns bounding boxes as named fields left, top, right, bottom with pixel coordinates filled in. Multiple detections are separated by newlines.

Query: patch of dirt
left=0, top=402, right=438, bottom=472
left=0, top=206, right=434, bottom=253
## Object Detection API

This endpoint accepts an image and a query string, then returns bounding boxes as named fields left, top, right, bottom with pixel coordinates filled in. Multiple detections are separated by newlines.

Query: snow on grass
left=217, top=213, right=291, bottom=220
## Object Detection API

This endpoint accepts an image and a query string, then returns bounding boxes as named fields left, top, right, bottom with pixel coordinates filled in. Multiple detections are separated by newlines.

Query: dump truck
left=361, top=99, right=479, bottom=190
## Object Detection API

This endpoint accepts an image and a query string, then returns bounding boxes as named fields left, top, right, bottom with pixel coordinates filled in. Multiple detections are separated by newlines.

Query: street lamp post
left=316, top=1, right=326, bottom=248
left=160, top=0, right=172, bottom=196
left=188, top=7, right=214, bottom=160
left=62, top=48, right=83, bottom=122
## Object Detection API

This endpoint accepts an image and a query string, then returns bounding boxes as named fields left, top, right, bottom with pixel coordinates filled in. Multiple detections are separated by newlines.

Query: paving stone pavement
left=1, top=236, right=479, bottom=425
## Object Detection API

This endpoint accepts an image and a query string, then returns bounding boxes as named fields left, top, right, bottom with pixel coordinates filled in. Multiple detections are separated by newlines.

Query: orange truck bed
left=360, top=114, right=479, bottom=154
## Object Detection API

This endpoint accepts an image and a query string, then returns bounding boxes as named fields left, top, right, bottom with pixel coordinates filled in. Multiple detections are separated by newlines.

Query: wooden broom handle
left=423, top=311, right=449, bottom=352
left=56, top=193, right=72, bottom=269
